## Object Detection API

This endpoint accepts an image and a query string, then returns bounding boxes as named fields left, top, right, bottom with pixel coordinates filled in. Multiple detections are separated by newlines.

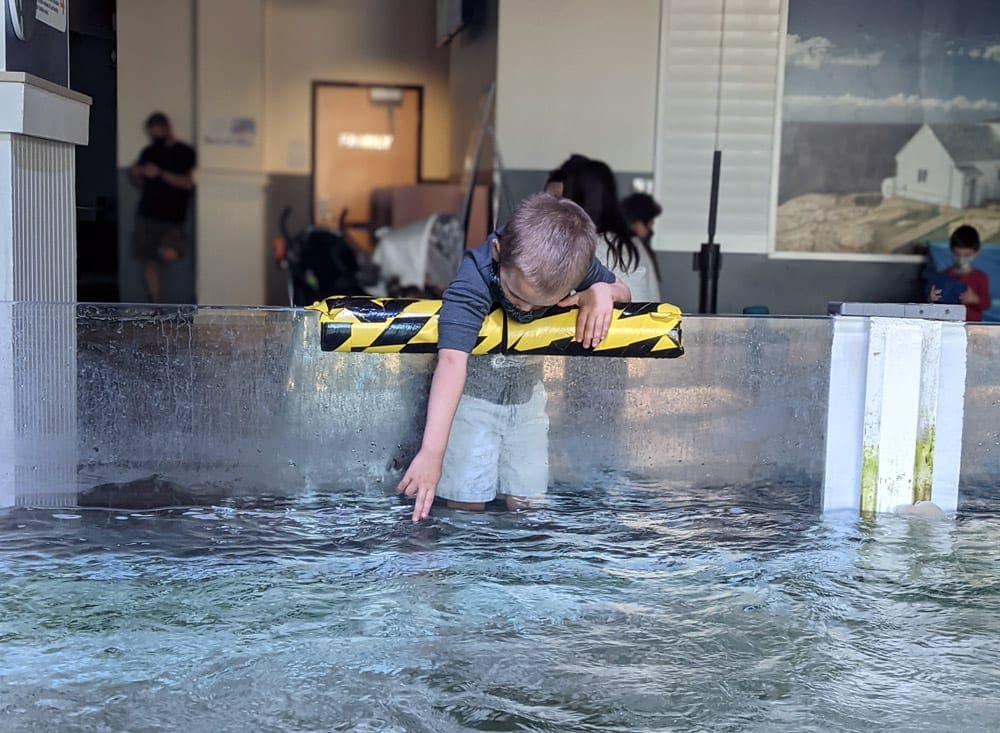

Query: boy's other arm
left=396, top=348, right=468, bottom=522
left=559, top=278, right=632, bottom=349
left=960, top=272, right=990, bottom=310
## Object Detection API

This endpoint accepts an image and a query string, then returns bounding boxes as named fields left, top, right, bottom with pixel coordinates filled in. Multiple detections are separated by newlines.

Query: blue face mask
left=488, top=261, right=552, bottom=324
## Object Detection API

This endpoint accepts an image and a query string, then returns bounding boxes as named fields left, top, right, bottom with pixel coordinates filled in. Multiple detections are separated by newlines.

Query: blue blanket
left=926, top=241, right=1000, bottom=322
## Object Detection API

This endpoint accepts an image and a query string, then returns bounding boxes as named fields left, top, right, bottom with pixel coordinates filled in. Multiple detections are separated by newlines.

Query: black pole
left=694, top=150, right=722, bottom=314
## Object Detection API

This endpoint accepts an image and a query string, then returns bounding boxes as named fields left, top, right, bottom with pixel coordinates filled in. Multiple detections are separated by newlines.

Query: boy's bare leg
left=446, top=500, right=486, bottom=511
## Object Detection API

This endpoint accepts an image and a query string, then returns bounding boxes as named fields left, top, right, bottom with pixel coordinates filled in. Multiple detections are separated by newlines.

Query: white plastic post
left=822, top=304, right=967, bottom=515
left=860, top=318, right=923, bottom=514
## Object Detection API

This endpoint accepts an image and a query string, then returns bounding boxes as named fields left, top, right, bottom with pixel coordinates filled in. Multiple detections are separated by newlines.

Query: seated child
left=929, top=224, right=991, bottom=322
left=396, top=193, right=632, bottom=522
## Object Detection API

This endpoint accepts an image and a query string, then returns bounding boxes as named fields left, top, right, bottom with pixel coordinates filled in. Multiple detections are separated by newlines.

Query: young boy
left=930, top=225, right=991, bottom=322
left=396, top=193, right=632, bottom=522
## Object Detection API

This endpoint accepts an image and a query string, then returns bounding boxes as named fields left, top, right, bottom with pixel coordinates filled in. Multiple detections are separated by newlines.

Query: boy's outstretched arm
left=559, top=279, right=632, bottom=348
left=396, top=348, right=468, bottom=522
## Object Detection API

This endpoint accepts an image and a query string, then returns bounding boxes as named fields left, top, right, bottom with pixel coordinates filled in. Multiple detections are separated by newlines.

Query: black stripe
left=323, top=297, right=421, bottom=323
left=369, top=317, right=431, bottom=349
left=321, top=323, right=353, bottom=352
left=510, top=336, right=683, bottom=358
left=616, top=302, right=662, bottom=319
left=501, top=308, right=508, bottom=352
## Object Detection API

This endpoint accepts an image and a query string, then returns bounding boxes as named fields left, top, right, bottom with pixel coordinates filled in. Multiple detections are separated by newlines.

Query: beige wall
left=263, top=0, right=451, bottom=179
left=195, top=0, right=267, bottom=305
left=496, top=0, right=660, bottom=173
left=116, top=0, right=194, bottom=165
left=448, top=0, right=498, bottom=180
left=197, top=0, right=265, bottom=172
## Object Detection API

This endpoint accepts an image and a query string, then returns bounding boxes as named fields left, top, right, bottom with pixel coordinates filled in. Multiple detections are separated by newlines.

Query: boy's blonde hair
left=498, top=193, right=596, bottom=297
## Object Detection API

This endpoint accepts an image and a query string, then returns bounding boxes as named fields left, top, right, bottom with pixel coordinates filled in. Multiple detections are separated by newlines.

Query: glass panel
left=961, top=324, right=1000, bottom=501
left=74, top=305, right=832, bottom=505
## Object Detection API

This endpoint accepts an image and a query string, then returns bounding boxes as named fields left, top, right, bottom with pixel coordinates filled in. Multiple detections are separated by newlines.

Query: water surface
left=2, top=482, right=999, bottom=732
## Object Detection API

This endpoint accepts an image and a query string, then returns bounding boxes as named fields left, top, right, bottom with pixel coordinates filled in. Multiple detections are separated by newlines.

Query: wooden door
left=313, top=84, right=421, bottom=250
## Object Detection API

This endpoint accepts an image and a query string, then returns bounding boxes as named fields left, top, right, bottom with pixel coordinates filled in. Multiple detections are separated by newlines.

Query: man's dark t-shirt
left=136, top=141, right=196, bottom=222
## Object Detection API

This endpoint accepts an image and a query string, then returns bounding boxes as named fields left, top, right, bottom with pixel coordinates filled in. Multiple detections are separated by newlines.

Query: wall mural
left=777, top=0, right=1000, bottom=254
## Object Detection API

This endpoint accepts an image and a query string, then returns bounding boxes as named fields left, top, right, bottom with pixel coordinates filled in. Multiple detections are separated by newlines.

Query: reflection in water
left=2, top=480, right=1000, bottom=732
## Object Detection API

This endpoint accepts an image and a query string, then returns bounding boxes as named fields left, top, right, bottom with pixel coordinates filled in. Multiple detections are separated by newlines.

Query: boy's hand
left=929, top=286, right=942, bottom=303
left=959, top=287, right=979, bottom=306
left=396, top=449, right=443, bottom=522
left=559, top=281, right=615, bottom=348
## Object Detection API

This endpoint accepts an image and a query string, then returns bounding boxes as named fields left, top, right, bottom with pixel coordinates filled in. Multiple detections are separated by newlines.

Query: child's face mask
left=953, top=254, right=975, bottom=271
left=489, top=262, right=554, bottom=323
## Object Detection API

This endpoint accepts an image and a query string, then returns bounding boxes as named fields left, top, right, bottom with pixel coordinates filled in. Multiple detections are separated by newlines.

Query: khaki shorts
left=132, top=216, right=186, bottom=263
left=436, top=382, right=549, bottom=504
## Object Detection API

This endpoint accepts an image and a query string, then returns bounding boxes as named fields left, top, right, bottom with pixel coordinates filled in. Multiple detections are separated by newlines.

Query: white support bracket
left=822, top=303, right=967, bottom=515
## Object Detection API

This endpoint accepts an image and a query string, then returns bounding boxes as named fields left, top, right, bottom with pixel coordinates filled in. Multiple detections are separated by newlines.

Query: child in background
left=930, top=225, right=991, bottom=322
left=396, top=193, right=631, bottom=522
left=561, top=159, right=663, bottom=302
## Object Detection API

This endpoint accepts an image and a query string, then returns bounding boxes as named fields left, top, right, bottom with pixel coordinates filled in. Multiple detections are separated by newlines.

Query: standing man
left=129, top=112, right=196, bottom=302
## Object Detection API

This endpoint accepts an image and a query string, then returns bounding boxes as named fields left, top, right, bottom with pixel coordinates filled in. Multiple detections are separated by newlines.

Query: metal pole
left=695, top=150, right=722, bottom=314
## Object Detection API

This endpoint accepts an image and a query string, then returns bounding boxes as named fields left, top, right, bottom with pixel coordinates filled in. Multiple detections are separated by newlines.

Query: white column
left=195, top=171, right=268, bottom=305
left=0, top=72, right=91, bottom=507
left=822, top=303, right=967, bottom=515
left=194, top=0, right=268, bottom=305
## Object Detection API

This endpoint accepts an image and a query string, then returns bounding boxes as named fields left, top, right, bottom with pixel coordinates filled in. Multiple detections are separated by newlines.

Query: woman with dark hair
left=558, top=158, right=661, bottom=301
left=544, top=153, right=590, bottom=197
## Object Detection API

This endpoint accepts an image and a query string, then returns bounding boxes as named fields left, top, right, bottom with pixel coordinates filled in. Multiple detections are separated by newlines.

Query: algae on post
left=860, top=445, right=879, bottom=516
left=912, top=427, right=935, bottom=503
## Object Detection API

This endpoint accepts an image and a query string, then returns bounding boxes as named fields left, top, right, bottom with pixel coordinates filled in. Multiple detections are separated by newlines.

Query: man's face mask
left=148, top=125, right=168, bottom=146
left=489, top=261, right=552, bottom=324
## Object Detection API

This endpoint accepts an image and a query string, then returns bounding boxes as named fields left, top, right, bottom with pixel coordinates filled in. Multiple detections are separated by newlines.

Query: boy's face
left=490, top=237, right=565, bottom=322
left=497, top=265, right=563, bottom=313
left=951, top=245, right=977, bottom=270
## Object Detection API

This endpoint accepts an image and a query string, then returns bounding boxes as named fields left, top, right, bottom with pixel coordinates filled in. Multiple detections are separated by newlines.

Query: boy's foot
left=498, top=494, right=539, bottom=511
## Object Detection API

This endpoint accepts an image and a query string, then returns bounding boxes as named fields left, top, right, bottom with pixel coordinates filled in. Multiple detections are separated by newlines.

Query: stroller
left=273, top=205, right=468, bottom=306
left=272, top=207, right=375, bottom=307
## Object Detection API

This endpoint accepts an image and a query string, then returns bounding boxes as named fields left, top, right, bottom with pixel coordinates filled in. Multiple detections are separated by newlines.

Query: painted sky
left=783, top=0, right=1000, bottom=123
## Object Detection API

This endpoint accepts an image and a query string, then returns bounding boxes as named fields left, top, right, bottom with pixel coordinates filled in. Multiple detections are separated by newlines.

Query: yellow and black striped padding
left=307, top=297, right=683, bottom=358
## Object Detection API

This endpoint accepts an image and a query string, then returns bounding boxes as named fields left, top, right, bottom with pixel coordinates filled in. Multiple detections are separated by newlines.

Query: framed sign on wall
left=776, top=0, right=1000, bottom=256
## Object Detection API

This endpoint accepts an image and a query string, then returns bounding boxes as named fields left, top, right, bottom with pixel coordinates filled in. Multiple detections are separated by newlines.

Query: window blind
left=654, top=0, right=785, bottom=253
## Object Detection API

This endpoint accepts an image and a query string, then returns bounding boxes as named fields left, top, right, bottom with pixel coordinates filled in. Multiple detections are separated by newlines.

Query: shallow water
left=2, top=482, right=1000, bottom=732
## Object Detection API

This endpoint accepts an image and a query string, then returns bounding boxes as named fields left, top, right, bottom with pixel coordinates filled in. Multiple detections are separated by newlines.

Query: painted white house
left=882, top=121, right=1000, bottom=208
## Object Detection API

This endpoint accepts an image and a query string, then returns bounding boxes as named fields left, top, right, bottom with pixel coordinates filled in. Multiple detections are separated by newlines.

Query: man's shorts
left=131, top=216, right=186, bottom=263
left=436, top=382, right=549, bottom=504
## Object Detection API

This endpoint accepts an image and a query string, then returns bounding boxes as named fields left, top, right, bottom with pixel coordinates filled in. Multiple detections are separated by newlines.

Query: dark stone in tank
left=78, top=475, right=203, bottom=509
